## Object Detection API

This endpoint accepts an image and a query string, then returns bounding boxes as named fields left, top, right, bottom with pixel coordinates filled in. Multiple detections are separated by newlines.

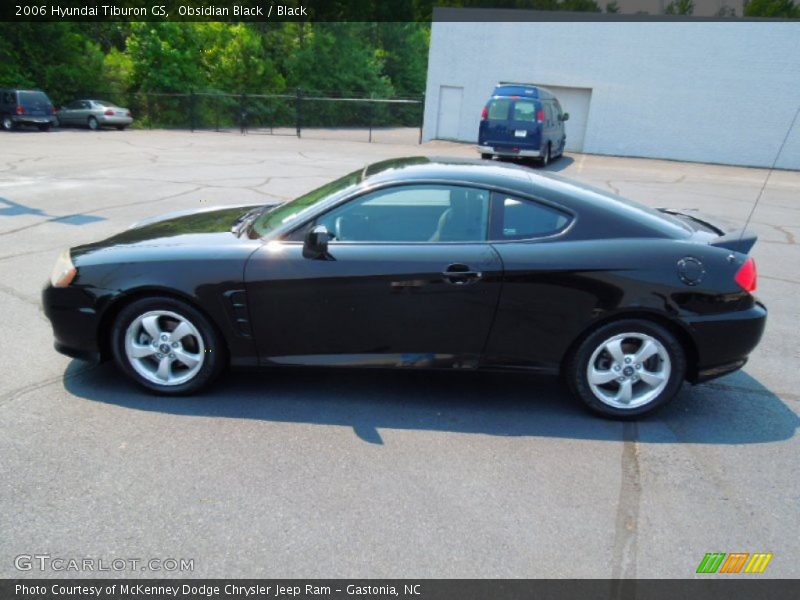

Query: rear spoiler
left=709, top=229, right=758, bottom=254
left=658, top=208, right=757, bottom=254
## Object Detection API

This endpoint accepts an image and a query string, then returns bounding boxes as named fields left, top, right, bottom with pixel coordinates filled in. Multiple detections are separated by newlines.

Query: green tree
left=744, top=0, right=800, bottom=16
left=665, top=0, right=695, bottom=14
left=374, top=23, right=430, bottom=97
left=125, top=23, right=207, bottom=92
left=286, top=23, right=394, bottom=97
left=0, top=23, right=104, bottom=105
left=202, top=23, right=284, bottom=93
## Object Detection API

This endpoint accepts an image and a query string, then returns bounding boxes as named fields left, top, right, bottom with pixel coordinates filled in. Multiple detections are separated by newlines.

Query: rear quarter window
left=492, top=194, right=571, bottom=240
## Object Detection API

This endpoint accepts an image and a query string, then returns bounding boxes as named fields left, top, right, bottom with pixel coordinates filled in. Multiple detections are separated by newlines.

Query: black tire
left=480, top=153, right=492, bottom=160
left=539, top=143, right=550, bottom=167
left=37, top=124, right=50, bottom=132
left=556, top=137, right=566, bottom=158
left=88, top=116, right=99, bottom=131
left=2, top=115, right=16, bottom=131
left=565, top=318, right=686, bottom=419
left=111, top=296, right=226, bottom=395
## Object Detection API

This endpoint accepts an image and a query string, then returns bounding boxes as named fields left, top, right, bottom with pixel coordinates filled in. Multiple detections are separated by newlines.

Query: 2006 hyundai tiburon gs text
left=42, top=157, right=766, bottom=418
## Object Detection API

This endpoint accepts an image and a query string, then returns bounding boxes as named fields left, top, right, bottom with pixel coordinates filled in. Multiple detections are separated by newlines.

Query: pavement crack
left=0, top=364, right=97, bottom=408
left=605, top=180, right=621, bottom=195
left=774, top=225, right=796, bottom=245
left=610, top=421, right=640, bottom=592
left=0, top=282, right=41, bottom=307
left=760, top=274, right=800, bottom=286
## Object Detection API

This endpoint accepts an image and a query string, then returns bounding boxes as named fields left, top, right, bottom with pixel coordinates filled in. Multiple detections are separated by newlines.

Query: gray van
left=478, top=83, right=569, bottom=166
left=0, top=89, right=57, bottom=131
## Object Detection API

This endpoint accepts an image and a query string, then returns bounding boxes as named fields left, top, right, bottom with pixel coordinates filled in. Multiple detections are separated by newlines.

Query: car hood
left=71, top=204, right=272, bottom=260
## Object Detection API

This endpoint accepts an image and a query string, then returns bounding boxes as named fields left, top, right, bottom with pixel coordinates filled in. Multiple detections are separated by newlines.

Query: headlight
left=50, top=249, right=77, bottom=287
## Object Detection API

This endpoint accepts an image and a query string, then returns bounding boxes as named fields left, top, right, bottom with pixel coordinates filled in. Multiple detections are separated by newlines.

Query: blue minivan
left=478, top=83, right=569, bottom=166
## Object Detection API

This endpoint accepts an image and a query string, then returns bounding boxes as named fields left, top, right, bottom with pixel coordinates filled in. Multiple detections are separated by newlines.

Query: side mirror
left=561, top=112, right=570, bottom=121
left=303, top=225, right=334, bottom=260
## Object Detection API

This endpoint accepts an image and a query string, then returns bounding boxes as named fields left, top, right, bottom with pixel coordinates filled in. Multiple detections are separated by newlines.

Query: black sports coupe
left=43, top=157, right=766, bottom=417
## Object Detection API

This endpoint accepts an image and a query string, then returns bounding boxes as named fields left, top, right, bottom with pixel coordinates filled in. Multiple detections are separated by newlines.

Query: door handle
left=442, top=263, right=483, bottom=285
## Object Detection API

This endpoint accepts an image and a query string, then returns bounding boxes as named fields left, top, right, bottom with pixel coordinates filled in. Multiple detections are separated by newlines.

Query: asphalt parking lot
left=0, top=129, right=798, bottom=578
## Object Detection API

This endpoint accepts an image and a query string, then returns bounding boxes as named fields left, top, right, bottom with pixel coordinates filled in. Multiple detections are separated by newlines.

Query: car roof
left=492, top=83, right=555, bottom=100
left=359, top=157, right=691, bottom=240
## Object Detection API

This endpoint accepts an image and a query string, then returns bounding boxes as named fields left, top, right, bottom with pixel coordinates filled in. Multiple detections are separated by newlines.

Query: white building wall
left=423, top=19, right=800, bottom=169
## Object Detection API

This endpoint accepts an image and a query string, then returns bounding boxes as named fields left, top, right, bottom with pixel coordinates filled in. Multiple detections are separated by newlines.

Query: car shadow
left=540, top=155, right=575, bottom=172
left=63, top=360, right=798, bottom=446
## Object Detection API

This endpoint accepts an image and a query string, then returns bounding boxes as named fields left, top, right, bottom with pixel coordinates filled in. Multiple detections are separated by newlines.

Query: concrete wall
left=423, top=19, right=800, bottom=169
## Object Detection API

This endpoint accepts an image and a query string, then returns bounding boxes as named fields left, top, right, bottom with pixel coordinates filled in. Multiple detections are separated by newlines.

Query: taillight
left=104, top=109, right=114, bottom=116
left=536, top=109, right=544, bottom=122
left=126, top=111, right=131, bottom=117
left=15, top=106, right=24, bottom=114
left=480, top=106, right=488, bottom=120
left=735, top=257, right=757, bottom=292
left=50, top=106, right=56, bottom=114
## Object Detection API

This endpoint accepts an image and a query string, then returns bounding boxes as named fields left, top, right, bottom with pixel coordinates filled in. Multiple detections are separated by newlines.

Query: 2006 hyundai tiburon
left=43, top=157, right=766, bottom=418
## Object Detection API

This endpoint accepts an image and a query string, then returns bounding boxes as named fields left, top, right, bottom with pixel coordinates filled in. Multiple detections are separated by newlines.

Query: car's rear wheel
left=88, top=116, right=99, bottom=131
left=111, top=296, right=225, bottom=395
left=2, top=115, right=15, bottom=131
left=540, top=143, right=550, bottom=167
left=566, top=319, right=686, bottom=418
left=480, top=153, right=492, bottom=160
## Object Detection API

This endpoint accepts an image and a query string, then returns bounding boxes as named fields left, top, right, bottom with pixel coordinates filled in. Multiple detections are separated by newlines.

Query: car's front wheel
left=566, top=319, right=686, bottom=418
left=111, top=296, right=226, bottom=395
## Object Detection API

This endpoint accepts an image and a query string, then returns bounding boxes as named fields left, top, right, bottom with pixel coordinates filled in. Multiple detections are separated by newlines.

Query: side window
left=491, top=194, right=571, bottom=240
left=314, top=185, right=490, bottom=243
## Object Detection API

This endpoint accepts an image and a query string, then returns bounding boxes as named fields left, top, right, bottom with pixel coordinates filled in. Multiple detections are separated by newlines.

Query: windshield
left=250, top=169, right=361, bottom=237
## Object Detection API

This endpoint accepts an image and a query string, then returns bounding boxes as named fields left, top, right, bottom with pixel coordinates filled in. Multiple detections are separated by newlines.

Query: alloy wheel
left=124, top=310, right=205, bottom=386
left=585, top=332, right=671, bottom=409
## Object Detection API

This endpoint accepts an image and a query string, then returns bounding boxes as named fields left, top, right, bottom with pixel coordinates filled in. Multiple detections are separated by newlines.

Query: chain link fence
left=68, top=90, right=424, bottom=144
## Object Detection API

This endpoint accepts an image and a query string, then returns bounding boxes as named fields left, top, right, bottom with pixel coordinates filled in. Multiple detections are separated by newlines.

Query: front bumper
left=42, top=284, right=104, bottom=363
left=478, top=144, right=541, bottom=158
left=686, top=301, right=767, bottom=383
